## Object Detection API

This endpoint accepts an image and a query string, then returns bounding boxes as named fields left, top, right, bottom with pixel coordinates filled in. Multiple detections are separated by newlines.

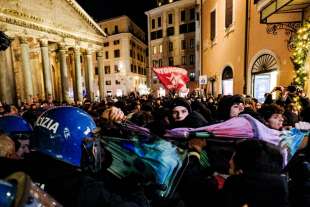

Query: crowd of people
left=0, top=84, right=310, bottom=207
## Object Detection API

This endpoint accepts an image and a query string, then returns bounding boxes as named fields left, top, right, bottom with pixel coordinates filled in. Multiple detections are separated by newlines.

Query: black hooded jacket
left=169, top=111, right=208, bottom=129
left=220, top=172, right=289, bottom=207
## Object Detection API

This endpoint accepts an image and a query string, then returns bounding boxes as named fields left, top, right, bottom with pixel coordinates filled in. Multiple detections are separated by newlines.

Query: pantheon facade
left=0, top=0, right=107, bottom=105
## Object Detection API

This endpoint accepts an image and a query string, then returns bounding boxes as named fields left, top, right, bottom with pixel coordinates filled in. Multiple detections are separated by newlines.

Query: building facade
left=201, top=0, right=310, bottom=101
left=255, top=0, right=310, bottom=97
left=145, top=0, right=201, bottom=96
left=97, top=16, right=148, bottom=97
left=0, top=0, right=106, bottom=104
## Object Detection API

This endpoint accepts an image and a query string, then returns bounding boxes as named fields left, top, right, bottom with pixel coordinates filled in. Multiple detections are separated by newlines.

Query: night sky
left=76, top=0, right=157, bottom=31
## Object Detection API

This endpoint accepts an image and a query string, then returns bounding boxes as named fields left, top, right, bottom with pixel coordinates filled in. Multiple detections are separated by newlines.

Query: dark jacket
left=220, top=172, right=289, bottom=207
left=177, top=152, right=218, bottom=207
left=287, top=151, right=310, bottom=207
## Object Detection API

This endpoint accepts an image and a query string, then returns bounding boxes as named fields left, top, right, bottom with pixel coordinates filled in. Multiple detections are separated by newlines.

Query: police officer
left=2, top=107, right=149, bottom=207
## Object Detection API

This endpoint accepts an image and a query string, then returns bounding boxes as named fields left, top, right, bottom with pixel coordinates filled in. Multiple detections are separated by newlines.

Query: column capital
left=19, top=36, right=28, bottom=44
left=39, top=39, right=48, bottom=47
left=75, top=39, right=81, bottom=46
left=96, top=51, right=103, bottom=57
left=73, top=47, right=81, bottom=53
left=58, top=43, right=67, bottom=51
left=86, top=49, right=93, bottom=55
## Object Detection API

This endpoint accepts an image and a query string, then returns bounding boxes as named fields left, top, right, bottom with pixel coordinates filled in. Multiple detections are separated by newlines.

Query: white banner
left=199, top=75, right=208, bottom=85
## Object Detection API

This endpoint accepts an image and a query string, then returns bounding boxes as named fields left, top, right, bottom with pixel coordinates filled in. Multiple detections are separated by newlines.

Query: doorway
left=222, top=66, right=233, bottom=95
left=253, top=70, right=277, bottom=103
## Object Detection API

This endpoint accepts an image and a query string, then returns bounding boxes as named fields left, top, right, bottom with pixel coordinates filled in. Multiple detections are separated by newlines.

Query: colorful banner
left=153, top=66, right=190, bottom=91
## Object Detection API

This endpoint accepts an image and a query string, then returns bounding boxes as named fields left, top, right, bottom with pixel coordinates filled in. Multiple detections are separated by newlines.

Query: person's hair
left=258, top=104, right=284, bottom=121
left=300, top=106, right=310, bottom=123
left=285, top=103, right=298, bottom=112
left=244, top=97, right=256, bottom=110
left=264, top=93, right=273, bottom=104
left=287, top=85, right=297, bottom=93
left=130, top=111, right=153, bottom=127
left=2, top=104, right=11, bottom=113
left=0, top=135, right=15, bottom=158
left=216, top=95, right=244, bottom=120
left=152, top=107, right=170, bottom=120
left=141, top=102, right=153, bottom=112
left=191, top=100, right=213, bottom=122
left=233, top=139, right=283, bottom=174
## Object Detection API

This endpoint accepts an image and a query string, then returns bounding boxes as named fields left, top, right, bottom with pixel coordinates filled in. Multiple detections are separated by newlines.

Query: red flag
left=153, top=66, right=190, bottom=91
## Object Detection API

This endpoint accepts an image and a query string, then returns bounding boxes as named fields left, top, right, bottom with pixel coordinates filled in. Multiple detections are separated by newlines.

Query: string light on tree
left=292, top=20, right=310, bottom=87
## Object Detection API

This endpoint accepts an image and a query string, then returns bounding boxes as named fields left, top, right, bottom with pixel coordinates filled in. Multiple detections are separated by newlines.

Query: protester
left=169, top=97, right=208, bottom=128
left=216, top=95, right=245, bottom=121
left=1, top=83, right=310, bottom=207
left=220, top=139, right=289, bottom=207
left=283, top=103, right=299, bottom=127
left=258, top=104, right=284, bottom=130
left=191, top=100, right=214, bottom=123
left=287, top=105, right=310, bottom=207
left=177, top=137, right=219, bottom=207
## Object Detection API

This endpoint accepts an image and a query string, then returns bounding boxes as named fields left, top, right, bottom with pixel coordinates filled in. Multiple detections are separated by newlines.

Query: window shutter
left=210, top=10, right=216, bottom=41
left=225, top=0, right=233, bottom=28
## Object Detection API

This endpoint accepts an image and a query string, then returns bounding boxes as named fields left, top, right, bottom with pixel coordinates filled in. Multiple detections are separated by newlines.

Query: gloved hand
left=295, top=121, right=310, bottom=131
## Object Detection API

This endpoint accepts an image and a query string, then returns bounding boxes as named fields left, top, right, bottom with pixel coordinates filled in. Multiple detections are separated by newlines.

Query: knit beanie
left=170, top=97, right=192, bottom=113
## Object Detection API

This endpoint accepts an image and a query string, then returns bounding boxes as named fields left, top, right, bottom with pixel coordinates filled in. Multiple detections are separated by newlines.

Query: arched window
left=252, top=54, right=277, bottom=74
left=222, top=66, right=233, bottom=80
left=252, top=54, right=278, bottom=102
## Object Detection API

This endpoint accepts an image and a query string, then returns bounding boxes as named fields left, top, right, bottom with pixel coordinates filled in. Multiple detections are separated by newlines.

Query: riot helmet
left=32, top=106, right=101, bottom=172
left=0, top=116, right=33, bottom=159
left=0, top=115, right=33, bottom=135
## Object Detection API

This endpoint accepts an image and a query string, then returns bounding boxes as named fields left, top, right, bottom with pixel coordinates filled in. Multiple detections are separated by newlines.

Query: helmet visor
left=0, top=180, right=16, bottom=207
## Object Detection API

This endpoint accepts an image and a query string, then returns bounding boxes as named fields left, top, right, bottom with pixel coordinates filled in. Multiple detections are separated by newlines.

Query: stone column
left=5, top=38, right=16, bottom=105
left=58, top=43, right=69, bottom=103
left=86, top=49, right=94, bottom=101
left=0, top=51, right=7, bottom=103
left=74, top=47, right=83, bottom=102
left=174, top=8, right=180, bottom=35
left=40, top=39, right=53, bottom=99
left=97, top=51, right=104, bottom=100
left=0, top=46, right=15, bottom=105
left=19, top=36, right=33, bottom=103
